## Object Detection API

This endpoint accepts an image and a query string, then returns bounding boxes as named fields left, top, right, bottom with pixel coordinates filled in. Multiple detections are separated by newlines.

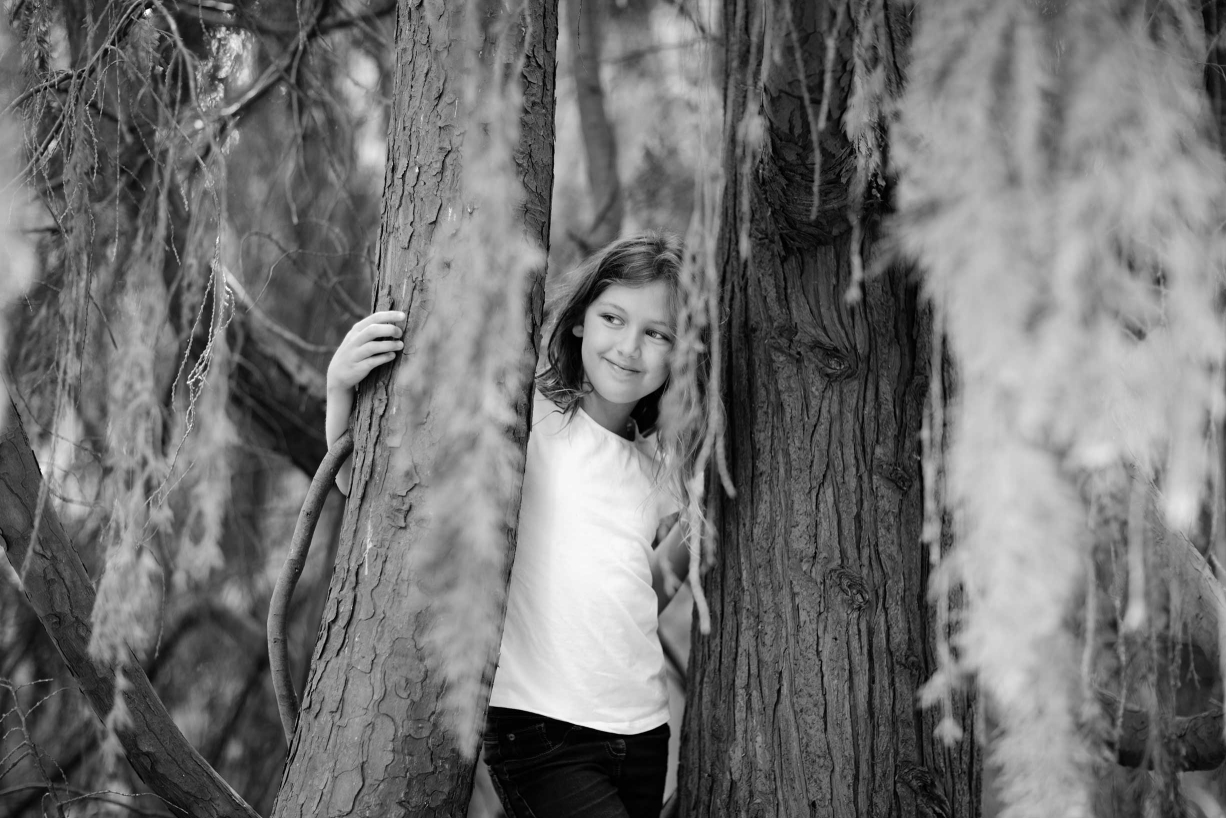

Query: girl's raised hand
left=327, top=310, right=406, bottom=392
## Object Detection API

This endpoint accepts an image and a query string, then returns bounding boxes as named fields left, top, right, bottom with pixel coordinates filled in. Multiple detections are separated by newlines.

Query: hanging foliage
left=390, top=8, right=544, bottom=753
left=3, top=0, right=394, bottom=803
left=894, top=0, right=1226, bottom=815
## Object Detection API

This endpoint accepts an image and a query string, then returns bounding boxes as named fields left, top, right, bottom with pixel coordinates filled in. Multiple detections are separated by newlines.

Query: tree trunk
left=678, top=2, right=979, bottom=815
left=270, top=2, right=558, bottom=816
left=567, top=0, right=623, bottom=249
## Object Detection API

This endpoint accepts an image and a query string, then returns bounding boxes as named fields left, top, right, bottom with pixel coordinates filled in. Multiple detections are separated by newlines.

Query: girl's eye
left=601, top=313, right=623, bottom=325
left=647, top=330, right=674, bottom=343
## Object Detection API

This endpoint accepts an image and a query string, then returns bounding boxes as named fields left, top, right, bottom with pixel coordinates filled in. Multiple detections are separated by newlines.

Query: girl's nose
left=617, top=335, right=641, bottom=357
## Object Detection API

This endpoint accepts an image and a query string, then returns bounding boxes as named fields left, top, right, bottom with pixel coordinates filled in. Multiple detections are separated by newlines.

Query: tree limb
left=169, top=0, right=395, bottom=38
left=268, top=430, right=353, bottom=744
left=566, top=0, right=622, bottom=249
left=1102, top=688, right=1226, bottom=771
left=154, top=597, right=268, bottom=674
left=0, top=408, right=260, bottom=818
left=202, top=653, right=269, bottom=768
left=229, top=302, right=330, bottom=475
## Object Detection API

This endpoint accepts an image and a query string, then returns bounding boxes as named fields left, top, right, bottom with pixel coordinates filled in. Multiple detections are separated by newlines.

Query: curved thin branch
left=268, top=430, right=354, bottom=745
left=153, top=598, right=267, bottom=676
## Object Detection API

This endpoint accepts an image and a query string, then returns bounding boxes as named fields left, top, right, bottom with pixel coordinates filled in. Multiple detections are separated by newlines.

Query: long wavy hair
left=537, top=232, right=687, bottom=435
left=539, top=230, right=716, bottom=603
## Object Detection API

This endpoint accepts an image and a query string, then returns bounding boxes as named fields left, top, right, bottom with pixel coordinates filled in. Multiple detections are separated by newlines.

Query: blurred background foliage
left=0, top=0, right=718, bottom=815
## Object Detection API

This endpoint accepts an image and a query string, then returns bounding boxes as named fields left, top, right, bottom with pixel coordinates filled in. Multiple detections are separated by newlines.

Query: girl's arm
left=650, top=514, right=689, bottom=613
left=325, top=310, right=406, bottom=494
left=325, top=385, right=357, bottom=493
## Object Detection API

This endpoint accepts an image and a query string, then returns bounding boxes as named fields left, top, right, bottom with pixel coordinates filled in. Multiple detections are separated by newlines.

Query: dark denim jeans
left=482, top=707, right=670, bottom=818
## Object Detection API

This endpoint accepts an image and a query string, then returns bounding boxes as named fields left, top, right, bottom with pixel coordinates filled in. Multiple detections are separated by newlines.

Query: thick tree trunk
left=270, top=2, right=558, bottom=816
left=678, top=2, right=978, bottom=815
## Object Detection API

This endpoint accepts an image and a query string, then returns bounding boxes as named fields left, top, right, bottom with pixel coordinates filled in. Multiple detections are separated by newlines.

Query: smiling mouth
left=605, top=358, right=639, bottom=375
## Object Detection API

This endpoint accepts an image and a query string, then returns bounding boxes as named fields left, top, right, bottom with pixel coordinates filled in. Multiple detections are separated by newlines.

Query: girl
left=326, top=233, right=697, bottom=818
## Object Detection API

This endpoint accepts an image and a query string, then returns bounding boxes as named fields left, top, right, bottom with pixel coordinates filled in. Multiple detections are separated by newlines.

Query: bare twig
left=169, top=0, right=395, bottom=37
left=0, top=783, right=179, bottom=817
left=226, top=272, right=338, bottom=354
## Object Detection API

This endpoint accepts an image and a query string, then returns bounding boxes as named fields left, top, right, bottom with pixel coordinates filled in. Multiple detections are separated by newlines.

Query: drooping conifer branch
left=895, top=0, right=1226, bottom=813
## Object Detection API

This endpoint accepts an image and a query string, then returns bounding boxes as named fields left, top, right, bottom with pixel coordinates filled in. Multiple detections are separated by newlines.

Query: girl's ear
left=572, top=323, right=584, bottom=338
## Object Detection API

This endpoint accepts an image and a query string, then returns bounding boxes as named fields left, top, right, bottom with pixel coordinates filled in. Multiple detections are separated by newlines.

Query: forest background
left=0, top=1, right=713, bottom=816
left=6, top=0, right=1226, bottom=817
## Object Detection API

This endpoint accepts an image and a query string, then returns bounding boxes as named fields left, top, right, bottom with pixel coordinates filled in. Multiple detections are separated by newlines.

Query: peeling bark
left=0, top=409, right=260, bottom=818
left=269, top=2, right=558, bottom=816
left=677, top=2, right=979, bottom=815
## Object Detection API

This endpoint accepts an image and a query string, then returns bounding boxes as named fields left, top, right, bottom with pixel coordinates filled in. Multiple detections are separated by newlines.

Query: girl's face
left=573, top=280, right=675, bottom=428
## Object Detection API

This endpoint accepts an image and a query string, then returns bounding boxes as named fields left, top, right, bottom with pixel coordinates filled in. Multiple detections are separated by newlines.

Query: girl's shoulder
left=531, top=387, right=572, bottom=433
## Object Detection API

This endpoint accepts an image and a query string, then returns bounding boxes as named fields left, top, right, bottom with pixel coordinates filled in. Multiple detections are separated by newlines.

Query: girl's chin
left=583, top=373, right=666, bottom=408
left=586, top=386, right=641, bottom=408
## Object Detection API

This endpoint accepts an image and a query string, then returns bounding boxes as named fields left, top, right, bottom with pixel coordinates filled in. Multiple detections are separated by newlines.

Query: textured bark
left=677, top=2, right=979, bottom=816
left=270, top=2, right=558, bottom=816
left=0, top=410, right=260, bottom=818
left=567, top=0, right=623, bottom=248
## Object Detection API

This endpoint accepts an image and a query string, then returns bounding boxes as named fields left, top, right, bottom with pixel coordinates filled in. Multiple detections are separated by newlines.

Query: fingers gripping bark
left=327, top=311, right=406, bottom=392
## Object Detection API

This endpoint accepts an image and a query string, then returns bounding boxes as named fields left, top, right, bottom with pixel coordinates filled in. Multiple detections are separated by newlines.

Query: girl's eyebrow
left=595, top=298, right=674, bottom=329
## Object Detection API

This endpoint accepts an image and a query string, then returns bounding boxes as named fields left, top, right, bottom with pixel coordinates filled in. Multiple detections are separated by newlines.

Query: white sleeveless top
left=488, top=391, right=675, bottom=734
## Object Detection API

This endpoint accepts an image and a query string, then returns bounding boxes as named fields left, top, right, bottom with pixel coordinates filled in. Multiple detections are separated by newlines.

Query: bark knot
left=765, top=328, right=858, bottom=382
left=896, top=765, right=951, bottom=818
left=826, top=565, right=870, bottom=611
left=873, top=460, right=913, bottom=493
